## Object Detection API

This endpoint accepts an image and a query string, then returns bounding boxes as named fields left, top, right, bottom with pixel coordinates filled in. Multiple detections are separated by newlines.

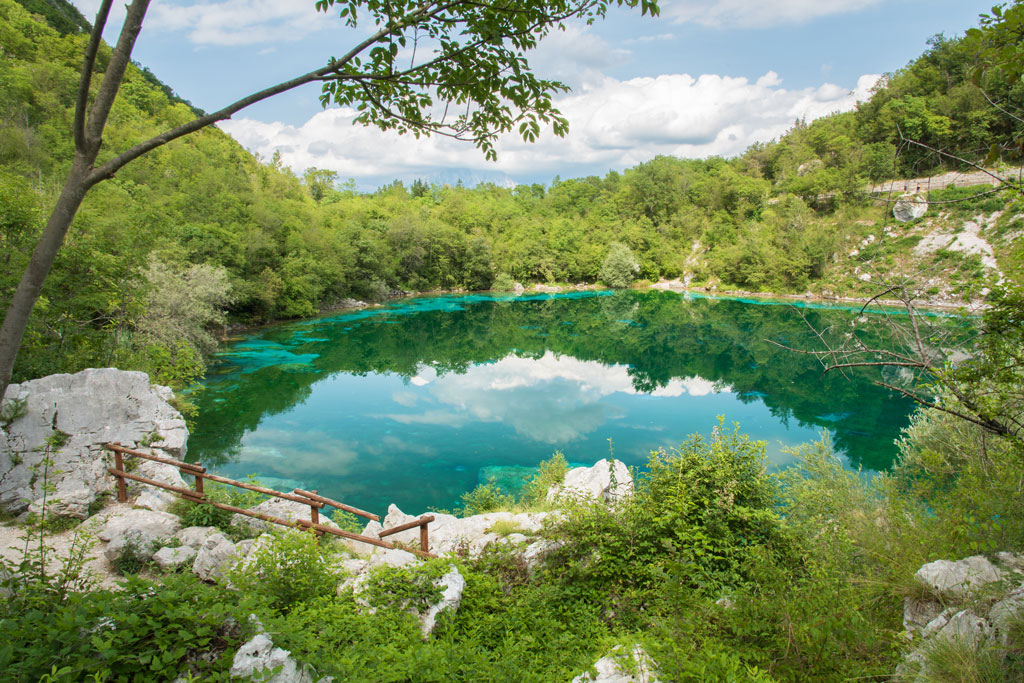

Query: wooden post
left=420, top=520, right=429, bottom=553
left=309, top=490, right=323, bottom=542
left=114, top=450, right=127, bottom=502
left=194, top=471, right=204, bottom=498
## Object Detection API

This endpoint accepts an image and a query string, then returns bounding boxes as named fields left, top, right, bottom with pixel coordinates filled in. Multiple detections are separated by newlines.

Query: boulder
left=230, top=633, right=314, bottom=683
left=99, top=509, right=181, bottom=563
left=915, top=555, right=1005, bottom=600
left=548, top=459, right=633, bottom=504
left=418, top=565, right=465, bottom=637
left=231, top=496, right=339, bottom=535
left=153, top=545, right=197, bottom=571
left=1, top=368, right=188, bottom=517
left=176, top=526, right=222, bottom=548
left=989, top=586, right=1024, bottom=647
left=572, top=645, right=661, bottom=683
left=893, top=194, right=927, bottom=222
left=512, top=282, right=525, bottom=295
left=373, top=504, right=546, bottom=557
left=903, top=597, right=944, bottom=637
left=192, top=533, right=241, bottom=582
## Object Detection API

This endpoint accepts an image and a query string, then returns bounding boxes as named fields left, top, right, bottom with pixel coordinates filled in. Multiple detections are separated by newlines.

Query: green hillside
left=0, top=0, right=1021, bottom=389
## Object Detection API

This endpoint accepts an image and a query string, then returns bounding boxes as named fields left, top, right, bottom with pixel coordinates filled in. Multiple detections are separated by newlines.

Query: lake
left=188, top=290, right=918, bottom=515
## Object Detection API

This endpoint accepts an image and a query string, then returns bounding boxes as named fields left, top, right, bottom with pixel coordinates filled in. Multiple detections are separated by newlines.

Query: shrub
left=521, top=451, right=569, bottom=507
left=227, top=529, right=339, bottom=612
left=492, top=273, right=516, bottom=291
left=599, top=242, right=640, bottom=288
left=457, top=479, right=515, bottom=516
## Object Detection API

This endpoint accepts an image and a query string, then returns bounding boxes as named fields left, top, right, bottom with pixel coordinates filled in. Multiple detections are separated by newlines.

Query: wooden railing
left=105, top=443, right=435, bottom=558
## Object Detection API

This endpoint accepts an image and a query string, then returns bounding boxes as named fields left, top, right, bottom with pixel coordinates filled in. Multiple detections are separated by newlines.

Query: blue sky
left=73, top=0, right=996, bottom=189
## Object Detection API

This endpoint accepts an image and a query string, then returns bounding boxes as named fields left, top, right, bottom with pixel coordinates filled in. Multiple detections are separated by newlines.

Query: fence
left=105, top=443, right=435, bottom=558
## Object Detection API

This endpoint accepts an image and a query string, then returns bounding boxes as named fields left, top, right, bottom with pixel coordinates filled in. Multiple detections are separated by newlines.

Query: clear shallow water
left=189, top=290, right=918, bottom=515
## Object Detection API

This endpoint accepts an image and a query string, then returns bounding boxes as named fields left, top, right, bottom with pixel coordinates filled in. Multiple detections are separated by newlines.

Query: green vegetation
left=2, top=0, right=1020, bottom=390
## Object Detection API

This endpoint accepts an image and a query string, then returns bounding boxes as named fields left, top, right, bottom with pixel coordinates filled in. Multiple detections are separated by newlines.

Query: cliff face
left=0, top=368, right=187, bottom=517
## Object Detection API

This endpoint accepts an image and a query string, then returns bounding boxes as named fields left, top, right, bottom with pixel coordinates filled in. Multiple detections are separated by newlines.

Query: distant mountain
left=13, top=0, right=87, bottom=34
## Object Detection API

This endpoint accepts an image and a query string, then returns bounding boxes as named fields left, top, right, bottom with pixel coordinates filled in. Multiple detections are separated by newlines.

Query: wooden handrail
left=106, top=443, right=205, bottom=472
left=103, top=444, right=434, bottom=557
left=378, top=515, right=434, bottom=537
left=293, top=488, right=379, bottom=521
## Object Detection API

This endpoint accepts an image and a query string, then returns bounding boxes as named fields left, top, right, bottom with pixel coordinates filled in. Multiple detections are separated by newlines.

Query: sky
left=71, top=0, right=997, bottom=190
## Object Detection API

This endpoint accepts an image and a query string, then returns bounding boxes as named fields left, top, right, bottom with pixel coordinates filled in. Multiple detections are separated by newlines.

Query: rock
left=153, top=545, right=197, bottom=571
left=28, top=487, right=94, bottom=520
left=176, top=526, right=222, bottom=548
left=903, top=597, right=944, bottom=637
left=915, top=555, right=1005, bottom=599
left=99, top=509, right=181, bottom=563
left=1, top=368, right=187, bottom=517
left=572, top=645, right=661, bottom=683
left=797, top=159, right=822, bottom=176
left=533, top=284, right=561, bottom=293
left=548, top=459, right=633, bottom=504
left=230, top=633, right=313, bottom=683
left=996, top=552, right=1024, bottom=573
left=989, top=587, right=1024, bottom=647
left=512, top=282, right=525, bottom=295
left=368, top=547, right=420, bottom=570
left=893, top=194, right=928, bottom=222
left=375, top=504, right=547, bottom=557
left=231, top=496, right=339, bottom=535
left=418, top=565, right=465, bottom=637
left=192, top=533, right=240, bottom=582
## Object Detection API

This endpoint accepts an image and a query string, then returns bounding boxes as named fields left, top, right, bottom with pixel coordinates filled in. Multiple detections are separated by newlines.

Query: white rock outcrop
left=367, top=504, right=547, bottom=557
left=98, top=509, right=181, bottom=563
left=572, top=645, right=661, bottom=683
left=1, top=368, right=188, bottom=517
left=231, top=497, right=340, bottom=535
left=231, top=633, right=314, bottom=683
left=192, top=532, right=243, bottom=582
left=418, top=565, right=466, bottom=637
left=548, top=459, right=633, bottom=504
left=152, top=545, right=197, bottom=571
left=915, top=555, right=1005, bottom=599
left=893, top=194, right=927, bottom=222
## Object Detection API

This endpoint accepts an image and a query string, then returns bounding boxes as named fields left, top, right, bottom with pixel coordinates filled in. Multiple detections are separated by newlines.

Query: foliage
left=112, top=532, right=154, bottom=576
left=599, top=242, right=640, bottom=288
left=456, top=479, right=515, bottom=516
left=491, top=272, right=516, bottom=292
left=0, top=573, right=255, bottom=682
left=226, top=529, right=340, bottom=612
left=168, top=478, right=266, bottom=536
left=520, top=450, right=569, bottom=507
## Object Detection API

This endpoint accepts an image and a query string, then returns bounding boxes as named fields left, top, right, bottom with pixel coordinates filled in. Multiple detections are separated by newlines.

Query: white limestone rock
left=192, top=532, right=239, bottom=582
left=1, top=368, right=187, bottom=517
left=176, top=525, right=221, bottom=548
left=231, top=496, right=339, bottom=535
left=153, top=545, right=197, bottom=571
left=915, top=555, right=1006, bottom=600
left=572, top=645, right=661, bottom=683
left=903, top=597, right=944, bottom=637
left=548, top=459, right=633, bottom=504
left=99, top=509, right=181, bottom=562
left=230, top=633, right=313, bottom=683
left=376, top=504, right=547, bottom=557
left=418, top=565, right=465, bottom=637
left=989, top=586, right=1024, bottom=647
left=893, top=194, right=928, bottom=222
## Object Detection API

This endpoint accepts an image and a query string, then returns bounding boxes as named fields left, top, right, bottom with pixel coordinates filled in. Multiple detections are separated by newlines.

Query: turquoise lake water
left=188, top=290, right=919, bottom=515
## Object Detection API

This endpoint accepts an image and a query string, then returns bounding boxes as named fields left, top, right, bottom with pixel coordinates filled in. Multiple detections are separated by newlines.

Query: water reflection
left=190, top=291, right=926, bottom=513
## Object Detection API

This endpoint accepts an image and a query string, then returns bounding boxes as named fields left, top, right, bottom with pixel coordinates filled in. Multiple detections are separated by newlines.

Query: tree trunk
left=0, top=155, right=93, bottom=400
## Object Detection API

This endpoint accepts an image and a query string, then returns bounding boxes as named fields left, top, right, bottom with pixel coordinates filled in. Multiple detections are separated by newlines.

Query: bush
left=226, top=529, right=339, bottom=612
left=521, top=451, right=569, bottom=508
left=0, top=574, right=255, bottom=682
left=457, top=479, right=515, bottom=516
left=492, top=272, right=516, bottom=292
left=599, top=242, right=640, bottom=288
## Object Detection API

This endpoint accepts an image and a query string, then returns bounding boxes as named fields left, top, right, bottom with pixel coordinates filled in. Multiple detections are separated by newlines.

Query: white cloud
left=382, top=352, right=727, bottom=444
left=148, top=0, right=334, bottom=46
left=662, top=0, right=885, bottom=28
left=220, top=70, right=880, bottom=187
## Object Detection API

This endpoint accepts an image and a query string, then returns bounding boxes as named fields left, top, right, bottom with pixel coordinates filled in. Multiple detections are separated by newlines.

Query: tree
left=599, top=241, right=639, bottom=288
left=0, top=0, right=661, bottom=400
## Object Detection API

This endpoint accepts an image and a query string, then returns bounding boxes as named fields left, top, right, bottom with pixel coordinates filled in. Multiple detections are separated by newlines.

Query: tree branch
left=74, top=0, right=113, bottom=152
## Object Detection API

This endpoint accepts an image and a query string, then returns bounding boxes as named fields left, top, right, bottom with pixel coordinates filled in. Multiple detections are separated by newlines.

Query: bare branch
left=74, top=0, right=113, bottom=152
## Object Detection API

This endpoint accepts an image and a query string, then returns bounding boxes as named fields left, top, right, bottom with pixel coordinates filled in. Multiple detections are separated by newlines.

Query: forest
left=1, top=0, right=1022, bottom=390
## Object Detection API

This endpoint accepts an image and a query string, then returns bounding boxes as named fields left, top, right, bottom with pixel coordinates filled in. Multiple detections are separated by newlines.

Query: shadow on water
left=188, top=290, right=940, bottom=513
